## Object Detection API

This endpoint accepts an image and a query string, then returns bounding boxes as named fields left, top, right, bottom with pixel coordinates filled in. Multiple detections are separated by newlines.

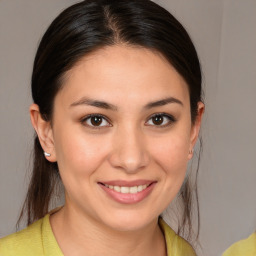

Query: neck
left=50, top=206, right=167, bottom=256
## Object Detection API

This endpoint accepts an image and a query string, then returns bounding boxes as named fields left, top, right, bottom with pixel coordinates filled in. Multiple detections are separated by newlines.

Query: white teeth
left=137, top=185, right=143, bottom=192
left=114, top=186, right=121, bottom=192
left=129, top=186, right=138, bottom=194
left=121, top=187, right=130, bottom=193
left=105, top=184, right=149, bottom=194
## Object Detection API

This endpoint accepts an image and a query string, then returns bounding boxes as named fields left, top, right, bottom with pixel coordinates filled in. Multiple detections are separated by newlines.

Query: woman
left=0, top=0, right=204, bottom=255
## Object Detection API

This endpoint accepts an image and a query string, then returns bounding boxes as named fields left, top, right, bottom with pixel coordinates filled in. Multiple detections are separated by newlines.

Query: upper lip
left=98, top=180, right=156, bottom=187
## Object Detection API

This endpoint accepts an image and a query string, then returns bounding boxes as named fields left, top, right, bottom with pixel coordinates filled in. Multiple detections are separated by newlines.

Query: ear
left=30, top=104, right=57, bottom=162
left=188, top=101, right=205, bottom=160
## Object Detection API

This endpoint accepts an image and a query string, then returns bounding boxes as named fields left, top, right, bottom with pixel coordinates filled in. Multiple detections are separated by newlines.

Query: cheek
left=150, top=132, right=190, bottom=177
left=54, top=127, right=109, bottom=179
left=147, top=132, right=191, bottom=209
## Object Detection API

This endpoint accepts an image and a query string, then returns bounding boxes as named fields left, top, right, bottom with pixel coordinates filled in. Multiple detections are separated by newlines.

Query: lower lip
left=98, top=183, right=156, bottom=204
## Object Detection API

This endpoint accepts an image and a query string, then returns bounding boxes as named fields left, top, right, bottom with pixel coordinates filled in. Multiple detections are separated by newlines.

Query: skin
left=30, top=45, right=204, bottom=256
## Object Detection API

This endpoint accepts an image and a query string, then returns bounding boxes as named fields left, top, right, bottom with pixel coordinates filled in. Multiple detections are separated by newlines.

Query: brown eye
left=146, top=113, right=176, bottom=127
left=91, top=116, right=103, bottom=126
left=152, top=115, right=164, bottom=125
left=82, top=115, right=111, bottom=128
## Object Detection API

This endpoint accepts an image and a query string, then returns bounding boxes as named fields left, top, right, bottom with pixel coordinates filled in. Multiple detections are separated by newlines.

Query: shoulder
left=159, top=217, right=196, bottom=256
left=0, top=217, right=45, bottom=255
left=222, top=232, right=256, bottom=256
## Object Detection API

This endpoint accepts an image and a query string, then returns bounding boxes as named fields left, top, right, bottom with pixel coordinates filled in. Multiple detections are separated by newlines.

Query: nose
left=108, top=126, right=150, bottom=174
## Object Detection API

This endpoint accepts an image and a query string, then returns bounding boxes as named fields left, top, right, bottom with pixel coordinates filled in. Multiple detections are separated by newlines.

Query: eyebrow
left=70, top=96, right=183, bottom=110
left=70, top=97, right=118, bottom=111
left=144, top=97, right=183, bottom=109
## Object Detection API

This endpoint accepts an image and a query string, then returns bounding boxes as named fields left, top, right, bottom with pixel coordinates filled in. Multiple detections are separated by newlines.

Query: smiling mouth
left=98, top=181, right=156, bottom=204
left=99, top=183, right=150, bottom=194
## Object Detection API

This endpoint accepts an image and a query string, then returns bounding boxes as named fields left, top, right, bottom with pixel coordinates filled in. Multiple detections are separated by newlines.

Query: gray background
left=0, top=0, right=255, bottom=255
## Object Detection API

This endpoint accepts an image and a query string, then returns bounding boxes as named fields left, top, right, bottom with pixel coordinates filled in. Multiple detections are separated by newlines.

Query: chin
left=100, top=210, right=158, bottom=232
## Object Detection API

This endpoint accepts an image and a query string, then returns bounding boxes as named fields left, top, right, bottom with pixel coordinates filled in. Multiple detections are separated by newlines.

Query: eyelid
left=80, top=114, right=112, bottom=129
left=80, top=112, right=176, bottom=129
left=145, top=112, right=176, bottom=127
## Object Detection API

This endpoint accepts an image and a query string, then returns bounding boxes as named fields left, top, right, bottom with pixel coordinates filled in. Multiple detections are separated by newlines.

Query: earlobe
left=188, top=101, right=204, bottom=159
left=29, top=104, right=57, bottom=162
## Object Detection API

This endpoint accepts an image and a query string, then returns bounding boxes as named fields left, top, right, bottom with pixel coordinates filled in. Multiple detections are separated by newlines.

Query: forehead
left=56, top=45, right=189, bottom=108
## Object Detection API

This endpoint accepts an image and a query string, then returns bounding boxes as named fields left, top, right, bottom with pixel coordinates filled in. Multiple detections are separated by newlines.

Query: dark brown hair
left=18, top=0, right=203, bottom=246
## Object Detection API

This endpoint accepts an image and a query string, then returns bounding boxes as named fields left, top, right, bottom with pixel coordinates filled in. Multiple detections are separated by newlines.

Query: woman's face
left=47, top=46, right=202, bottom=231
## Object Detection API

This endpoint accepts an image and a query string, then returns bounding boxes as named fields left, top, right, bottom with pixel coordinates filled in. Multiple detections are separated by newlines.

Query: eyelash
left=80, top=114, right=111, bottom=129
left=80, top=113, right=176, bottom=129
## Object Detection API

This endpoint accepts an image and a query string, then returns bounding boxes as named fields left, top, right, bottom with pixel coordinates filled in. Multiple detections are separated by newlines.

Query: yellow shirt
left=0, top=214, right=196, bottom=256
left=222, top=232, right=256, bottom=256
